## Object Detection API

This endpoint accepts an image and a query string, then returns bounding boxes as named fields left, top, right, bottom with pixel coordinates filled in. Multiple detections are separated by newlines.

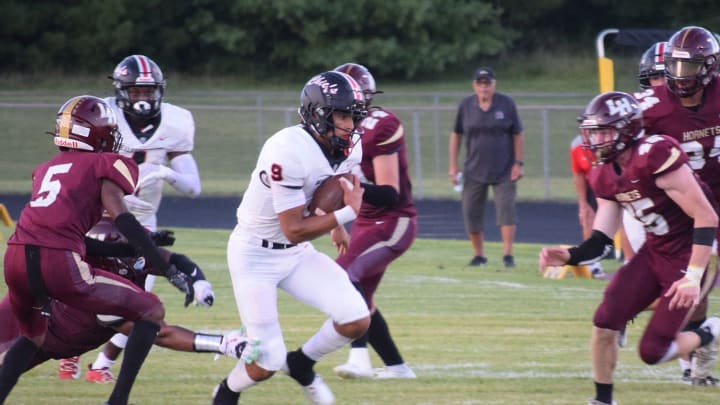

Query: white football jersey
left=105, top=97, right=195, bottom=227
left=236, top=125, right=362, bottom=242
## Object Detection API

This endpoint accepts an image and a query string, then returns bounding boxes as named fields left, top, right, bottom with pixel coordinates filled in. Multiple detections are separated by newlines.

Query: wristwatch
left=514, top=160, right=524, bottom=166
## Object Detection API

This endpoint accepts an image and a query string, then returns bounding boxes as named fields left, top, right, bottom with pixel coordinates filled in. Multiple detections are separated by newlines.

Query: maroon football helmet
left=85, top=217, right=146, bottom=281
left=53, top=95, right=121, bottom=152
left=334, top=63, right=383, bottom=105
left=578, top=91, right=644, bottom=164
left=111, top=54, right=166, bottom=118
left=663, top=26, right=720, bottom=97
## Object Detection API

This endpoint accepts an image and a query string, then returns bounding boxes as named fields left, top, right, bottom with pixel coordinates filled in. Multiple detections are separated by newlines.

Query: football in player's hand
left=307, top=173, right=354, bottom=216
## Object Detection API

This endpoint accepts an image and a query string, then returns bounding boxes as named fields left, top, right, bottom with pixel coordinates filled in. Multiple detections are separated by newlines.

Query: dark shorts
left=3, top=244, right=161, bottom=339
left=461, top=178, right=517, bottom=232
left=336, top=216, right=417, bottom=307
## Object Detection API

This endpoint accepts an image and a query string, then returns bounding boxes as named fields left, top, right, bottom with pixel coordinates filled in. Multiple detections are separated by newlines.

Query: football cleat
left=587, top=400, right=617, bottom=405
left=58, top=356, right=81, bottom=380
left=302, top=374, right=335, bottom=405
left=373, top=364, right=417, bottom=379
left=691, top=317, right=720, bottom=381
left=86, top=365, right=114, bottom=384
left=333, top=362, right=373, bottom=379
left=682, top=368, right=691, bottom=383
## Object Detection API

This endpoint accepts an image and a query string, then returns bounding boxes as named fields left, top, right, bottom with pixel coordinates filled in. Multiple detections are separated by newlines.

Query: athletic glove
left=123, top=194, right=155, bottom=217
left=150, top=229, right=175, bottom=247
left=166, top=264, right=191, bottom=296
left=137, top=164, right=176, bottom=190
left=188, top=280, right=215, bottom=307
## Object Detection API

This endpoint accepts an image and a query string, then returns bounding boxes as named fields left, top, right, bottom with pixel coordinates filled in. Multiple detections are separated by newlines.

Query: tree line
left=1, top=0, right=715, bottom=80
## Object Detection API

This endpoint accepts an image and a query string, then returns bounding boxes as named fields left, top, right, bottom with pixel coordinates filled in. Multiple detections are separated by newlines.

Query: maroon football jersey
left=636, top=78, right=720, bottom=197
left=588, top=135, right=695, bottom=256
left=357, top=107, right=416, bottom=220
left=8, top=151, right=138, bottom=255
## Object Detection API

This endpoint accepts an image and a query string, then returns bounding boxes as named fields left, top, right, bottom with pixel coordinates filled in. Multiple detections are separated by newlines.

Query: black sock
left=351, top=331, right=369, bottom=348
left=684, top=318, right=705, bottom=331
left=368, top=309, right=404, bottom=366
left=212, top=379, right=240, bottom=405
left=0, top=336, right=39, bottom=403
left=107, top=319, right=160, bottom=405
left=594, top=381, right=613, bottom=404
left=286, top=348, right=316, bottom=386
left=693, top=325, right=715, bottom=347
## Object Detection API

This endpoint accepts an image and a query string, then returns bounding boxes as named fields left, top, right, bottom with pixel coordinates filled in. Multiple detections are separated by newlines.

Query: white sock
left=347, top=348, right=372, bottom=370
left=91, top=351, right=115, bottom=370
left=679, top=357, right=691, bottom=371
left=227, top=362, right=258, bottom=392
left=302, top=319, right=352, bottom=361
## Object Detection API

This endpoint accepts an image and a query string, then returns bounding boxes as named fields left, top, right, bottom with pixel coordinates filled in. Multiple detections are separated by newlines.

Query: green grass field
left=1, top=225, right=718, bottom=404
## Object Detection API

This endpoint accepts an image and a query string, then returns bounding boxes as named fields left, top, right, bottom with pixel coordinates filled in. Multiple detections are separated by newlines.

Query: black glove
left=165, top=264, right=190, bottom=297
left=150, top=229, right=175, bottom=247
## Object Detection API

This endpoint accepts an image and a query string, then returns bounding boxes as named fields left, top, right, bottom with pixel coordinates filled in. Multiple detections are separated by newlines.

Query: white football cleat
left=691, top=317, right=720, bottom=383
left=302, top=374, right=335, bottom=405
left=373, top=363, right=417, bottom=379
left=333, top=362, right=373, bottom=379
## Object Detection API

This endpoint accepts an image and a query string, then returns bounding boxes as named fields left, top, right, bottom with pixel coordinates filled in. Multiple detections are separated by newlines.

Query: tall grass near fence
left=0, top=55, right=643, bottom=200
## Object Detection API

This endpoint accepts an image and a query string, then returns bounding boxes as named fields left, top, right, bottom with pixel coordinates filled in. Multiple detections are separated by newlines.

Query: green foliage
left=1, top=0, right=515, bottom=79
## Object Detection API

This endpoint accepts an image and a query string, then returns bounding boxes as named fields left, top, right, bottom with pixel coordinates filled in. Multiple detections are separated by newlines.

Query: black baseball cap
left=474, top=67, right=495, bottom=81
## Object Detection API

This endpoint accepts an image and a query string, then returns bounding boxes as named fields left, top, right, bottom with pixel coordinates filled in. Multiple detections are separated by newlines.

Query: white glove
left=217, top=328, right=262, bottom=364
left=137, top=164, right=176, bottom=191
left=123, top=194, right=155, bottom=216
left=193, top=280, right=215, bottom=307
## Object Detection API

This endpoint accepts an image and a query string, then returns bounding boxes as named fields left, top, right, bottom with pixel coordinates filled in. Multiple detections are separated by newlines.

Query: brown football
left=307, top=173, right=354, bottom=215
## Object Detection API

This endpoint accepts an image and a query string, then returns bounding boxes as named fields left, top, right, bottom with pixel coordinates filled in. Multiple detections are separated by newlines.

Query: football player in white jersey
left=62, top=55, right=210, bottom=384
left=211, top=71, right=371, bottom=405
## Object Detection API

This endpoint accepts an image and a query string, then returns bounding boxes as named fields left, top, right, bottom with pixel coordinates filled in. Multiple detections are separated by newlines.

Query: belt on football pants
left=261, top=239, right=297, bottom=249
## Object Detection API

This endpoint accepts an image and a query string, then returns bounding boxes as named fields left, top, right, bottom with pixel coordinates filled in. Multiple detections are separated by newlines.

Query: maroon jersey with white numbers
left=357, top=107, right=416, bottom=220
left=8, top=151, right=138, bottom=255
left=635, top=78, right=720, bottom=196
left=588, top=135, right=696, bottom=257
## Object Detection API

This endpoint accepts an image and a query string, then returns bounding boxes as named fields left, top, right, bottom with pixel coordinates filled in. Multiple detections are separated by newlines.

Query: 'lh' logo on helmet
left=606, top=98, right=634, bottom=117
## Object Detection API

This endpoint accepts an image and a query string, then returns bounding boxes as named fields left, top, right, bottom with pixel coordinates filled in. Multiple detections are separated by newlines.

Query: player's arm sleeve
left=115, top=213, right=169, bottom=272
left=167, top=153, right=201, bottom=197
left=84, top=237, right=137, bottom=258
left=361, top=183, right=399, bottom=207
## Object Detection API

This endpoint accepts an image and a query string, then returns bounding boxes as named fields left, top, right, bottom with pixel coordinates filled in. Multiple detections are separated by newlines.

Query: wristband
left=333, top=205, right=357, bottom=225
left=679, top=265, right=705, bottom=289
left=692, top=227, right=716, bottom=246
